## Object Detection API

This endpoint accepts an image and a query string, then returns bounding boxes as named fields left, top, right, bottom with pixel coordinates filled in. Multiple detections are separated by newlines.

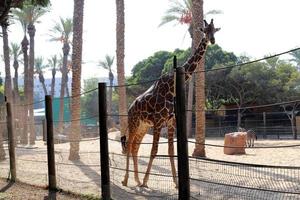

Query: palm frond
left=159, top=15, right=180, bottom=27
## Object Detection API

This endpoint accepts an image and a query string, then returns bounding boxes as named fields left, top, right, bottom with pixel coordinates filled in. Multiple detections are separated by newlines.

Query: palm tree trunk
left=192, top=0, right=206, bottom=157
left=51, top=69, right=56, bottom=98
left=2, top=23, right=13, bottom=103
left=69, top=0, right=84, bottom=160
left=116, top=0, right=128, bottom=135
left=187, top=23, right=195, bottom=139
left=21, top=35, right=29, bottom=145
left=38, top=73, right=48, bottom=95
left=57, top=43, right=70, bottom=134
left=2, top=22, right=15, bottom=149
left=0, top=106, right=6, bottom=160
left=107, top=76, right=113, bottom=127
left=186, top=72, right=194, bottom=138
left=28, top=22, right=36, bottom=145
left=13, top=59, right=21, bottom=143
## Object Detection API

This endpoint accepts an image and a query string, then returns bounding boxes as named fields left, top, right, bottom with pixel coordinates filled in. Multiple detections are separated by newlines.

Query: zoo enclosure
left=1, top=51, right=300, bottom=199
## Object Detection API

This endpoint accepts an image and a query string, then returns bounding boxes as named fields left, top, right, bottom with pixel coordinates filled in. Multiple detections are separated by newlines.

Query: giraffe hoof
left=122, top=180, right=128, bottom=186
left=140, top=184, right=148, bottom=188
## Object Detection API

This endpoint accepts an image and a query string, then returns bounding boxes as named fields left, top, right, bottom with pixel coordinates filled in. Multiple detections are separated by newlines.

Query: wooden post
left=42, top=119, right=46, bottom=142
left=175, top=66, right=190, bottom=199
left=45, top=95, right=56, bottom=191
left=98, top=82, right=111, bottom=200
left=6, top=98, right=16, bottom=182
left=263, top=112, right=266, bottom=139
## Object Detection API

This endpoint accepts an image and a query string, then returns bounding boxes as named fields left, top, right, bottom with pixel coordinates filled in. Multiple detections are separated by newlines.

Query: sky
left=1, top=0, right=300, bottom=79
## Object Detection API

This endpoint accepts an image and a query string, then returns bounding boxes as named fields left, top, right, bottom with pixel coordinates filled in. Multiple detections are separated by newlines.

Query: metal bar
left=98, top=82, right=111, bottom=200
left=45, top=95, right=56, bottom=190
left=175, top=66, right=190, bottom=199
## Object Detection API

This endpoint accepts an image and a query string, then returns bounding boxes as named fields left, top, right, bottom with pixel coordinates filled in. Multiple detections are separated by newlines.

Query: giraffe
left=121, top=19, right=220, bottom=188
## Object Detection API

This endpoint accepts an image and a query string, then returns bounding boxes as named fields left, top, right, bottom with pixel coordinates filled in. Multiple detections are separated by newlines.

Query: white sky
left=1, top=0, right=300, bottom=79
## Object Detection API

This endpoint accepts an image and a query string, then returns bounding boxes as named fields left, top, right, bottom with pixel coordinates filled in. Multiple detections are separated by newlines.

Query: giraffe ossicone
left=121, top=19, right=220, bottom=188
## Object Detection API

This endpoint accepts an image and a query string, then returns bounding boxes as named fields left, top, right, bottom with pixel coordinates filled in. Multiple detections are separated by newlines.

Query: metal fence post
left=98, top=82, right=111, bottom=200
left=175, top=66, right=190, bottom=199
left=42, top=119, right=47, bottom=142
left=45, top=95, right=56, bottom=191
left=6, top=98, right=16, bottom=182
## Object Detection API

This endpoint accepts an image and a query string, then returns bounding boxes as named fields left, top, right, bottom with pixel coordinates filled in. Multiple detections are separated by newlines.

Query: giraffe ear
left=204, top=20, right=208, bottom=26
left=215, top=28, right=221, bottom=32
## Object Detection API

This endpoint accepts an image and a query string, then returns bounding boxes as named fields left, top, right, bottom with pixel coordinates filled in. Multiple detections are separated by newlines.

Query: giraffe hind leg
left=132, top=137, right=142, bottom=186
left=141, top=126, right=161, bottom=188
left=168, top=118, right=178, bottom=188
left=122, top=135, right=133, bottom=186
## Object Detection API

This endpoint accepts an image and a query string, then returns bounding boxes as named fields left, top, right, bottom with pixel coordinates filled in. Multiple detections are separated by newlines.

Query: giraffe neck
left=183, top=37, right=209, bottom=80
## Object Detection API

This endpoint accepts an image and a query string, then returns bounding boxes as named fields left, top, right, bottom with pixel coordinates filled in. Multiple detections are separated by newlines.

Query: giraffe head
left=203, top=19, right=220, bottom=44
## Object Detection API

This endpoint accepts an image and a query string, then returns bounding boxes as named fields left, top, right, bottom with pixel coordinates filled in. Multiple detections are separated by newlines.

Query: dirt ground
left=0, top=131, right=300, bottom=199
left=0, top=178, right=93, bottom=200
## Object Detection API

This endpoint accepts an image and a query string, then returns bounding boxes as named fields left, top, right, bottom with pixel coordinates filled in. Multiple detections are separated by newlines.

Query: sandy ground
left=0, top=178, right=92, bottom=200
left=0, top=131, right=300, bottom=199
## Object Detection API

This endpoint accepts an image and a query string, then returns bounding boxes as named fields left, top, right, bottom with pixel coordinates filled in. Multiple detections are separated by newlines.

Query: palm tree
left=0, top=18, right=10, bottom=161
left=191, top=0, right=205, bottom=157
left=48, top=55, right=58, bottom=98
left=14, top=4, right=48, bottom=145
left=49, top=17, right=73, bottom=134
left=99, top=54, right=115, bottom=127
left=116, top=0, right=128, bottom=136
left=69, top=0, right=84, bottom=160
left=0, top=103, right=5, bottom=160
left=35, top=57, right=48, bottom=95
left=10, top=43, right=22, bottom=103
left=10, top=42, right=22, bottom=142
left=1, top=20, right=13, bottom=104
left=27, top=5, right=48, bottom=145
left=12, top=8, right=29, bottom=145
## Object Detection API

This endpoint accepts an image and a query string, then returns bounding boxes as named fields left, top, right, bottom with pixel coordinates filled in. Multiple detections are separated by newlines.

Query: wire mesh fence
left=1, top=68, right=300, bottom=200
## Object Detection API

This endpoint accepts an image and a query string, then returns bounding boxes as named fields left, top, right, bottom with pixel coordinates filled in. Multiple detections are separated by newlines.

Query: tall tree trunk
left=28, top=22, right=36, bottom=145
left=237, top=108, right=242, bottom=128
left=186, top=22, right=196, bottom=138
left=0, top=22, right=11, bottom=160
left=107, top=73, right=113, bottom=127
left=2, top=23, right=13, bottom=103
left=116, top=0, right=128, bottom=135
left=51, top=68, right=56, bottom=98
left=192, top=0, right=206, bottom=157
left=69, top=0, right=84, bottom=160
left=57, top=43, right=70, bottom=134
left=187, top=76, right=194, bottom=138
left=0, top=106, right=6, bottom=160
left=38, top=73, right=47, bottom=95
left=13, top=57, right=21, bottom=143
left=21, top=35, right=29, bottom=145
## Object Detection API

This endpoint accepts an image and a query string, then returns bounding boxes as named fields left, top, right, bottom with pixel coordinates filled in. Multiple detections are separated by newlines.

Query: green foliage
left=127, top=51, right=172, bottom=97
left=81, top=78, right=98, bottom=120
left=205, top=44, right=237, bottom=70
left=163, top=48, right=191, bottom=73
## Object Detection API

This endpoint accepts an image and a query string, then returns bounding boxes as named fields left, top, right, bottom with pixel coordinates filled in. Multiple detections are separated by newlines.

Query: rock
left=224, top=132, right=246, bottom=155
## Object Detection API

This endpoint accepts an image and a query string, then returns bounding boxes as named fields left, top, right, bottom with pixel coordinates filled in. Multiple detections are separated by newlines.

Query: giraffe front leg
left=122, top=143, right=132, bottom=186
left=141, top=127, right=161, bottom=188
left=168, top=119, right=178, bottom=188
left=132, top=139, right=142, bottom=186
